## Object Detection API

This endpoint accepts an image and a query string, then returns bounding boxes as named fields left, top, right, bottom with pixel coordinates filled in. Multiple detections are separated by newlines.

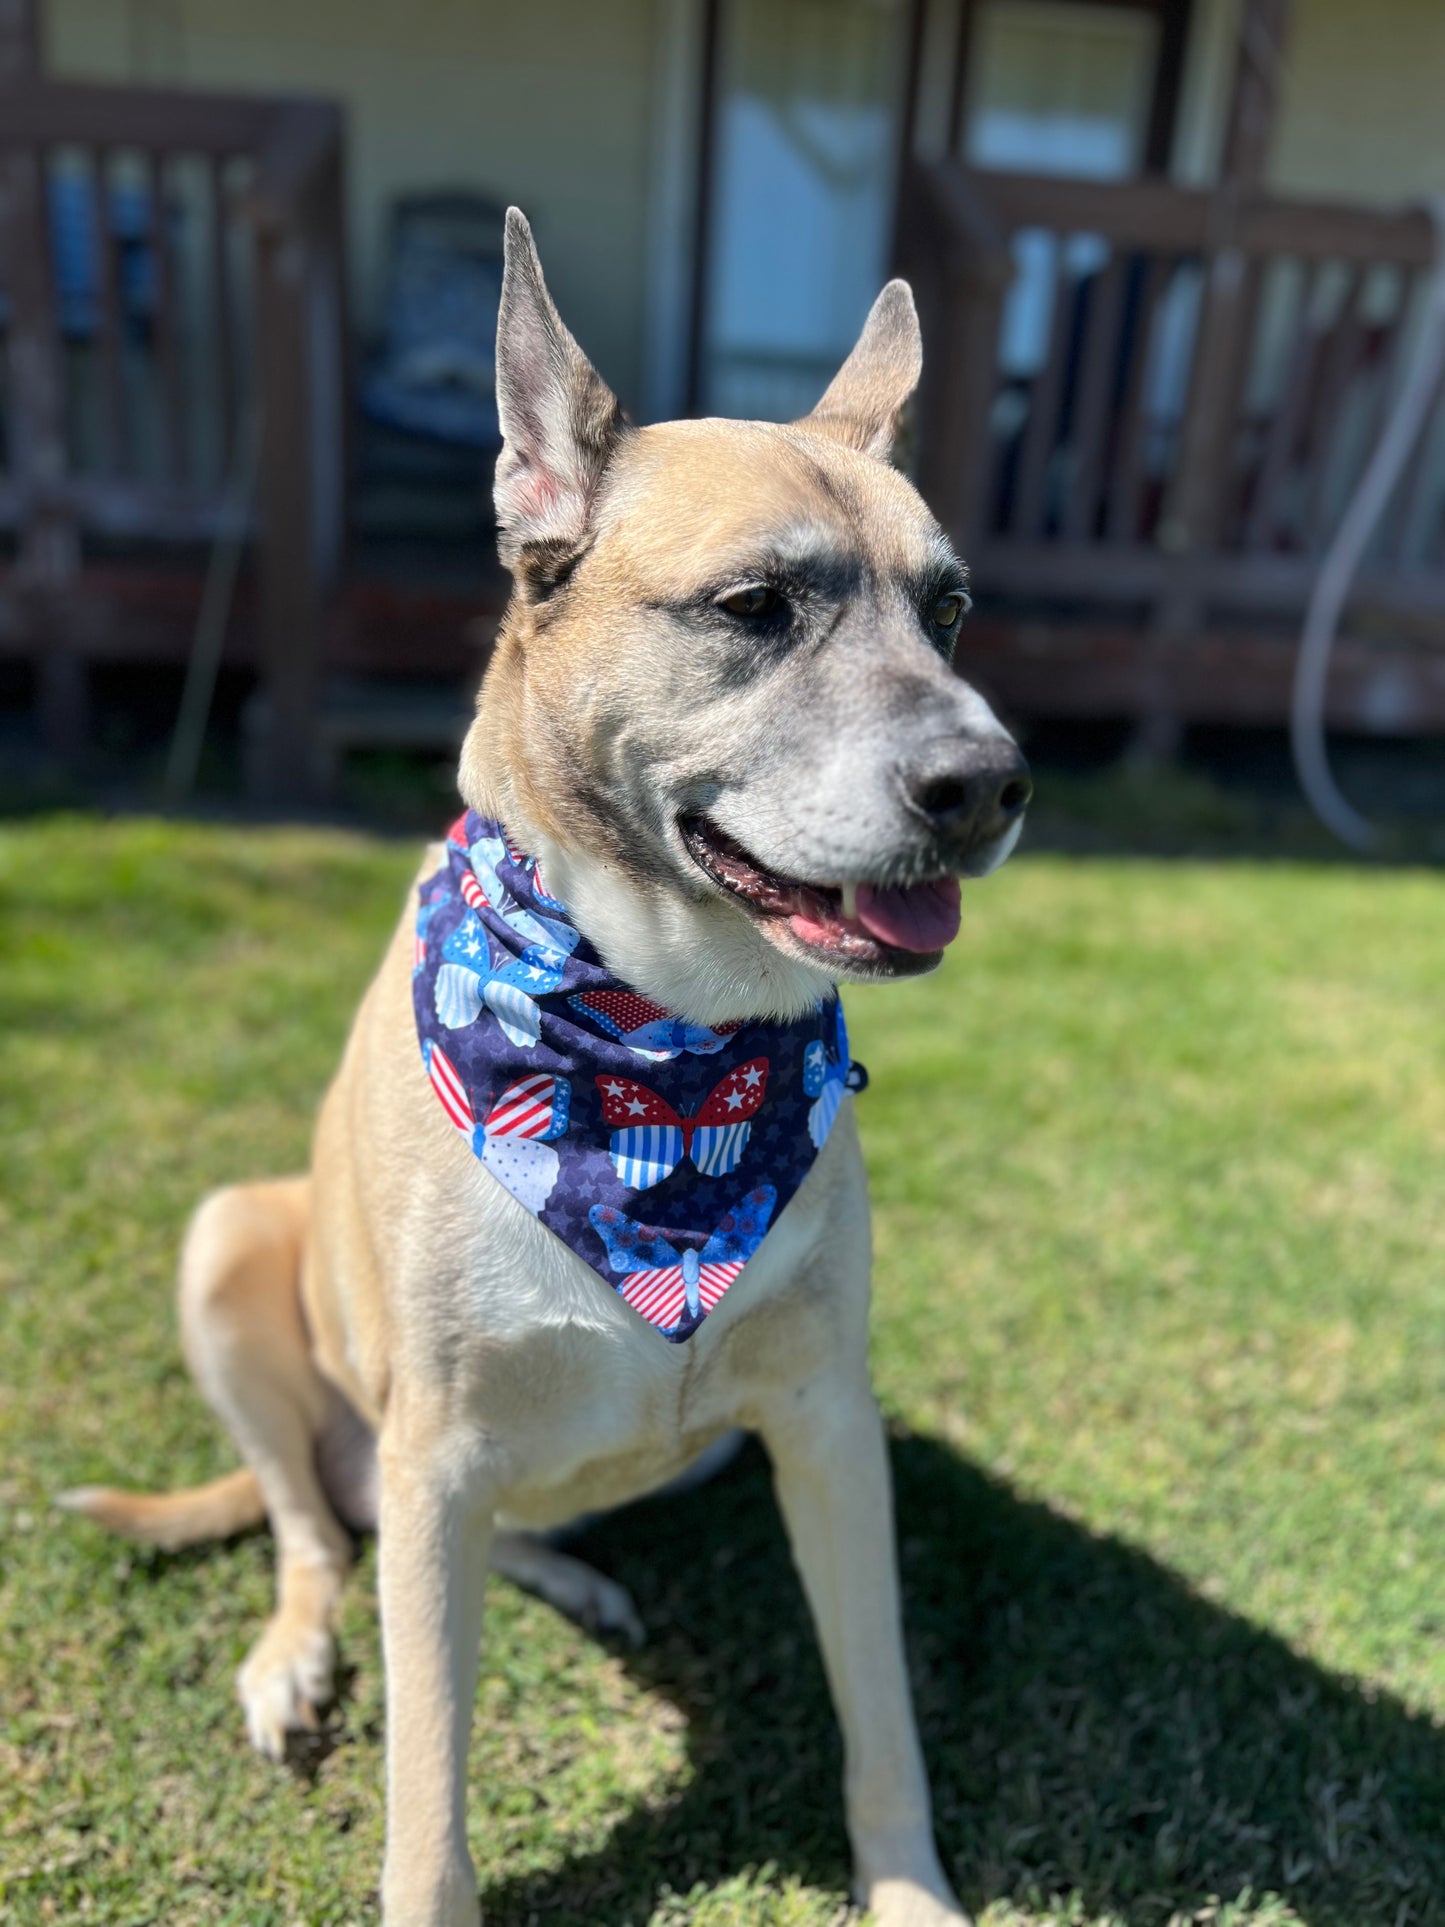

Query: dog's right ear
left=493, top=208, right=624, bottom=575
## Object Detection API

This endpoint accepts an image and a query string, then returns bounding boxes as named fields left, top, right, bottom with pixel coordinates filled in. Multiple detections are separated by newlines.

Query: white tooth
left=840, top=882, right=858, bottom=921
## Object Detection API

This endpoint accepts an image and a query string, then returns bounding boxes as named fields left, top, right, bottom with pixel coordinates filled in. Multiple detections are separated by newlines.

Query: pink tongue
left=854, top=877, right=962, bottom=952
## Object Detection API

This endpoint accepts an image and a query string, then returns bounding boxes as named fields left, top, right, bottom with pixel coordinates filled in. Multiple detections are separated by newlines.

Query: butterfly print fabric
left=412, top=811, right=866, bottom=1342
left=597, top=1059, right=769, bottom=1186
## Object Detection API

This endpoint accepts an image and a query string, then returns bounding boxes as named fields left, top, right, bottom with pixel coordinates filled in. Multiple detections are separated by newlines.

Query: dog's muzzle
left=898, top=734, right=1033, bottom=861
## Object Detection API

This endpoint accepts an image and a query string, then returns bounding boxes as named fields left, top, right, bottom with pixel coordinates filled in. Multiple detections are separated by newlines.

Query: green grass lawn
left=2, top=815, right=1442, bottom=1927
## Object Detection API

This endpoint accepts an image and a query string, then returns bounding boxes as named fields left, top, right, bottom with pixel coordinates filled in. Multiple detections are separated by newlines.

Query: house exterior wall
left=43, top=0, right=666, bottom=412
left=1172, top=0, right=1445, bottom=205
left=39, top=0, right=1445, bottom=422
left=1272, top=0, right=1445, bottom=205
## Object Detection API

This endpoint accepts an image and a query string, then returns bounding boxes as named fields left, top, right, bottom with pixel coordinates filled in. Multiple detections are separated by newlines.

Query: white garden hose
left=164, top=400, right=262, bottom=800
left=1290, top=198, right=1445, bottom=852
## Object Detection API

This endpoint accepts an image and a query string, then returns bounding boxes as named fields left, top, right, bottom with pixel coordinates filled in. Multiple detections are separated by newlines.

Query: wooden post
left=1142, top=0, right=1194, bottom=174
left=0, top=0, right=40, bottom=80
left=1165, top=0, right=1294, bottom=554
left=899, top=161, right=1012, bottom=553
left=249, top=223, right=324, bottom=802
left=1136, top=0, right=1293, bottom=756
left=0, top=102, right=92, bottom=760
left=944, top=0, right=978, bottom=158
left=888, top=0, right=930, bottom=285
left=246, top=105, right=347, bottom=804
left=681, top=0, right=722, bottom=415
left=916, top=267, right=1007, bottom=549
left=1218, top=0, right=1293, bottom=190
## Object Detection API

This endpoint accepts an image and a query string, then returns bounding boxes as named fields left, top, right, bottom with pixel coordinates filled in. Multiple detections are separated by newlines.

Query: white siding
left=44, top=0, right=665, bottom=410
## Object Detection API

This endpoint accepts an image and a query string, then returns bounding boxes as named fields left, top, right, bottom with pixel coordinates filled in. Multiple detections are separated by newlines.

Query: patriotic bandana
left=412, top=810, right=867, bottom=1343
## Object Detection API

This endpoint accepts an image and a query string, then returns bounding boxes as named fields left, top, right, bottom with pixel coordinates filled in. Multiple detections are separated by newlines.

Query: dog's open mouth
left=679, top=816, right=962, bottom=971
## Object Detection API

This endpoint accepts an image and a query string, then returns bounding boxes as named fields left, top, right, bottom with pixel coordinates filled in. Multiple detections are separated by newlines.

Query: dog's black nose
left=903, top=736, right=1033, bottom=846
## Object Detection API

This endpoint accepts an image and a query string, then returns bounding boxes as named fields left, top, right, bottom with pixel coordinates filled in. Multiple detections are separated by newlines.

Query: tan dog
left=60, top=211, right=1031, bottom=1927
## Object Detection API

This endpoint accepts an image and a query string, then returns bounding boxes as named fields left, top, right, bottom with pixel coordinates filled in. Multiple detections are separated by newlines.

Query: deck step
left=241, top=674, right=473, bottom=794
left=316, top=676, right=474, bottom=751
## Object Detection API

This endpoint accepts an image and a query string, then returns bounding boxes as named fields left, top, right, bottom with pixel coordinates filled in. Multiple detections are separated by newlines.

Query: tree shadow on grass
left=480, top=1431, right=1445, bottom=1927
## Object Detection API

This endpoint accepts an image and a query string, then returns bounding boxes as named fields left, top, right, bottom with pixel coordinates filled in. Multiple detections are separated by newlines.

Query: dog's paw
left=577, top=1570, right=646, bottom=1647
left=490, top=1536, right=646, bottom=1647
left=380, top=1856, right=480, bottom=1927
left=864, top=1877, right=972, bottom=1927
left=543, top=1559, right=645, bottom=1647
left=237, top=1616, right=336, bottom=1761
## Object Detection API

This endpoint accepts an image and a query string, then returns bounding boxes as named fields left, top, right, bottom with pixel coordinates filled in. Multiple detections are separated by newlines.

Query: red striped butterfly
left=424, top=1043, right=570, bottom=1215
left=459, top=831, right=578, bottom=963
left=589, top=1185, right=777, bottom=1334
left=478, top=825, right=564, bottom=912
left=596, top=1058, right=769, bottom=1189
left=413, top=893, right=442, bottom=973
left=569, top=987, right=745, bottom=1061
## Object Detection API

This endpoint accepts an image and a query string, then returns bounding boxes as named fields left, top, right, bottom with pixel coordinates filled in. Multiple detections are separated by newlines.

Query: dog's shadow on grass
left=479, top=1431, right=1445, bottom=1927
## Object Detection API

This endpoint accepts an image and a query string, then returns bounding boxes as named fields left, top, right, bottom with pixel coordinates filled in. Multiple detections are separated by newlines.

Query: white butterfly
left=434, top=911, right=565, bottom=1050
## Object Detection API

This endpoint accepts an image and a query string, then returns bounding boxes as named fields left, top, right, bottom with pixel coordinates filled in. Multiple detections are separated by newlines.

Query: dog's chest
left=427, top=1138, right=859, bottom=1525
left=310, top=881, right=870, bottom=1522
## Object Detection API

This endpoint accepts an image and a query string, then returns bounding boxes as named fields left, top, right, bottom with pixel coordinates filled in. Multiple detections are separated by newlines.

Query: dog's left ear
left=494, top=208, right=625, bottom=571
left=797, top=279, right=922, bottom=461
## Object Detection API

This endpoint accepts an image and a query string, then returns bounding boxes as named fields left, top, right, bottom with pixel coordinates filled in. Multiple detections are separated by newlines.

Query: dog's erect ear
left=494, top=208, right=624, bottom=571
left=797, top=279, right=922, bottom=461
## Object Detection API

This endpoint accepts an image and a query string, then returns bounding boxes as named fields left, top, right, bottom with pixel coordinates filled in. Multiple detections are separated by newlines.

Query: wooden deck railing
left=0, top=77, right=345, bottom=795
left=899, top=160, right=1445, bottom=731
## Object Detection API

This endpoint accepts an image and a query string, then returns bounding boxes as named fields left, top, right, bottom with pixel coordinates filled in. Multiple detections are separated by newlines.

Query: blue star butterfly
left=589, top=1184, right=777, bottom=1335
left=802, top=1003, right=868, bottom=1148
left=433, top=909, right=569, bottom=1049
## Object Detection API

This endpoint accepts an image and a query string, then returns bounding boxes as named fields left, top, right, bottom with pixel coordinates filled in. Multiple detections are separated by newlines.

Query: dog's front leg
left=759, top=1367, right=969, bottom=1927
left=377, top=1407, right=494, bottom=1927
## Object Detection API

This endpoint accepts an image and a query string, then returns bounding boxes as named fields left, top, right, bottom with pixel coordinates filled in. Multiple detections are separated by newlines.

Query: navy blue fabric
left=412, top=811, right=866, bottom=1343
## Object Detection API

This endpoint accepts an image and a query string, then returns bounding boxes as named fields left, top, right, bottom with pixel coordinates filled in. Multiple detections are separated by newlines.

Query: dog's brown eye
left=932, top=592, right=966, bottom=631
left=719, top=585, right=781, bottom=619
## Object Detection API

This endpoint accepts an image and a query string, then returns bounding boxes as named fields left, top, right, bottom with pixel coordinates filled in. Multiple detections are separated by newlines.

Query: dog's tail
left=54, top=1467, right=265, bottom=1551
